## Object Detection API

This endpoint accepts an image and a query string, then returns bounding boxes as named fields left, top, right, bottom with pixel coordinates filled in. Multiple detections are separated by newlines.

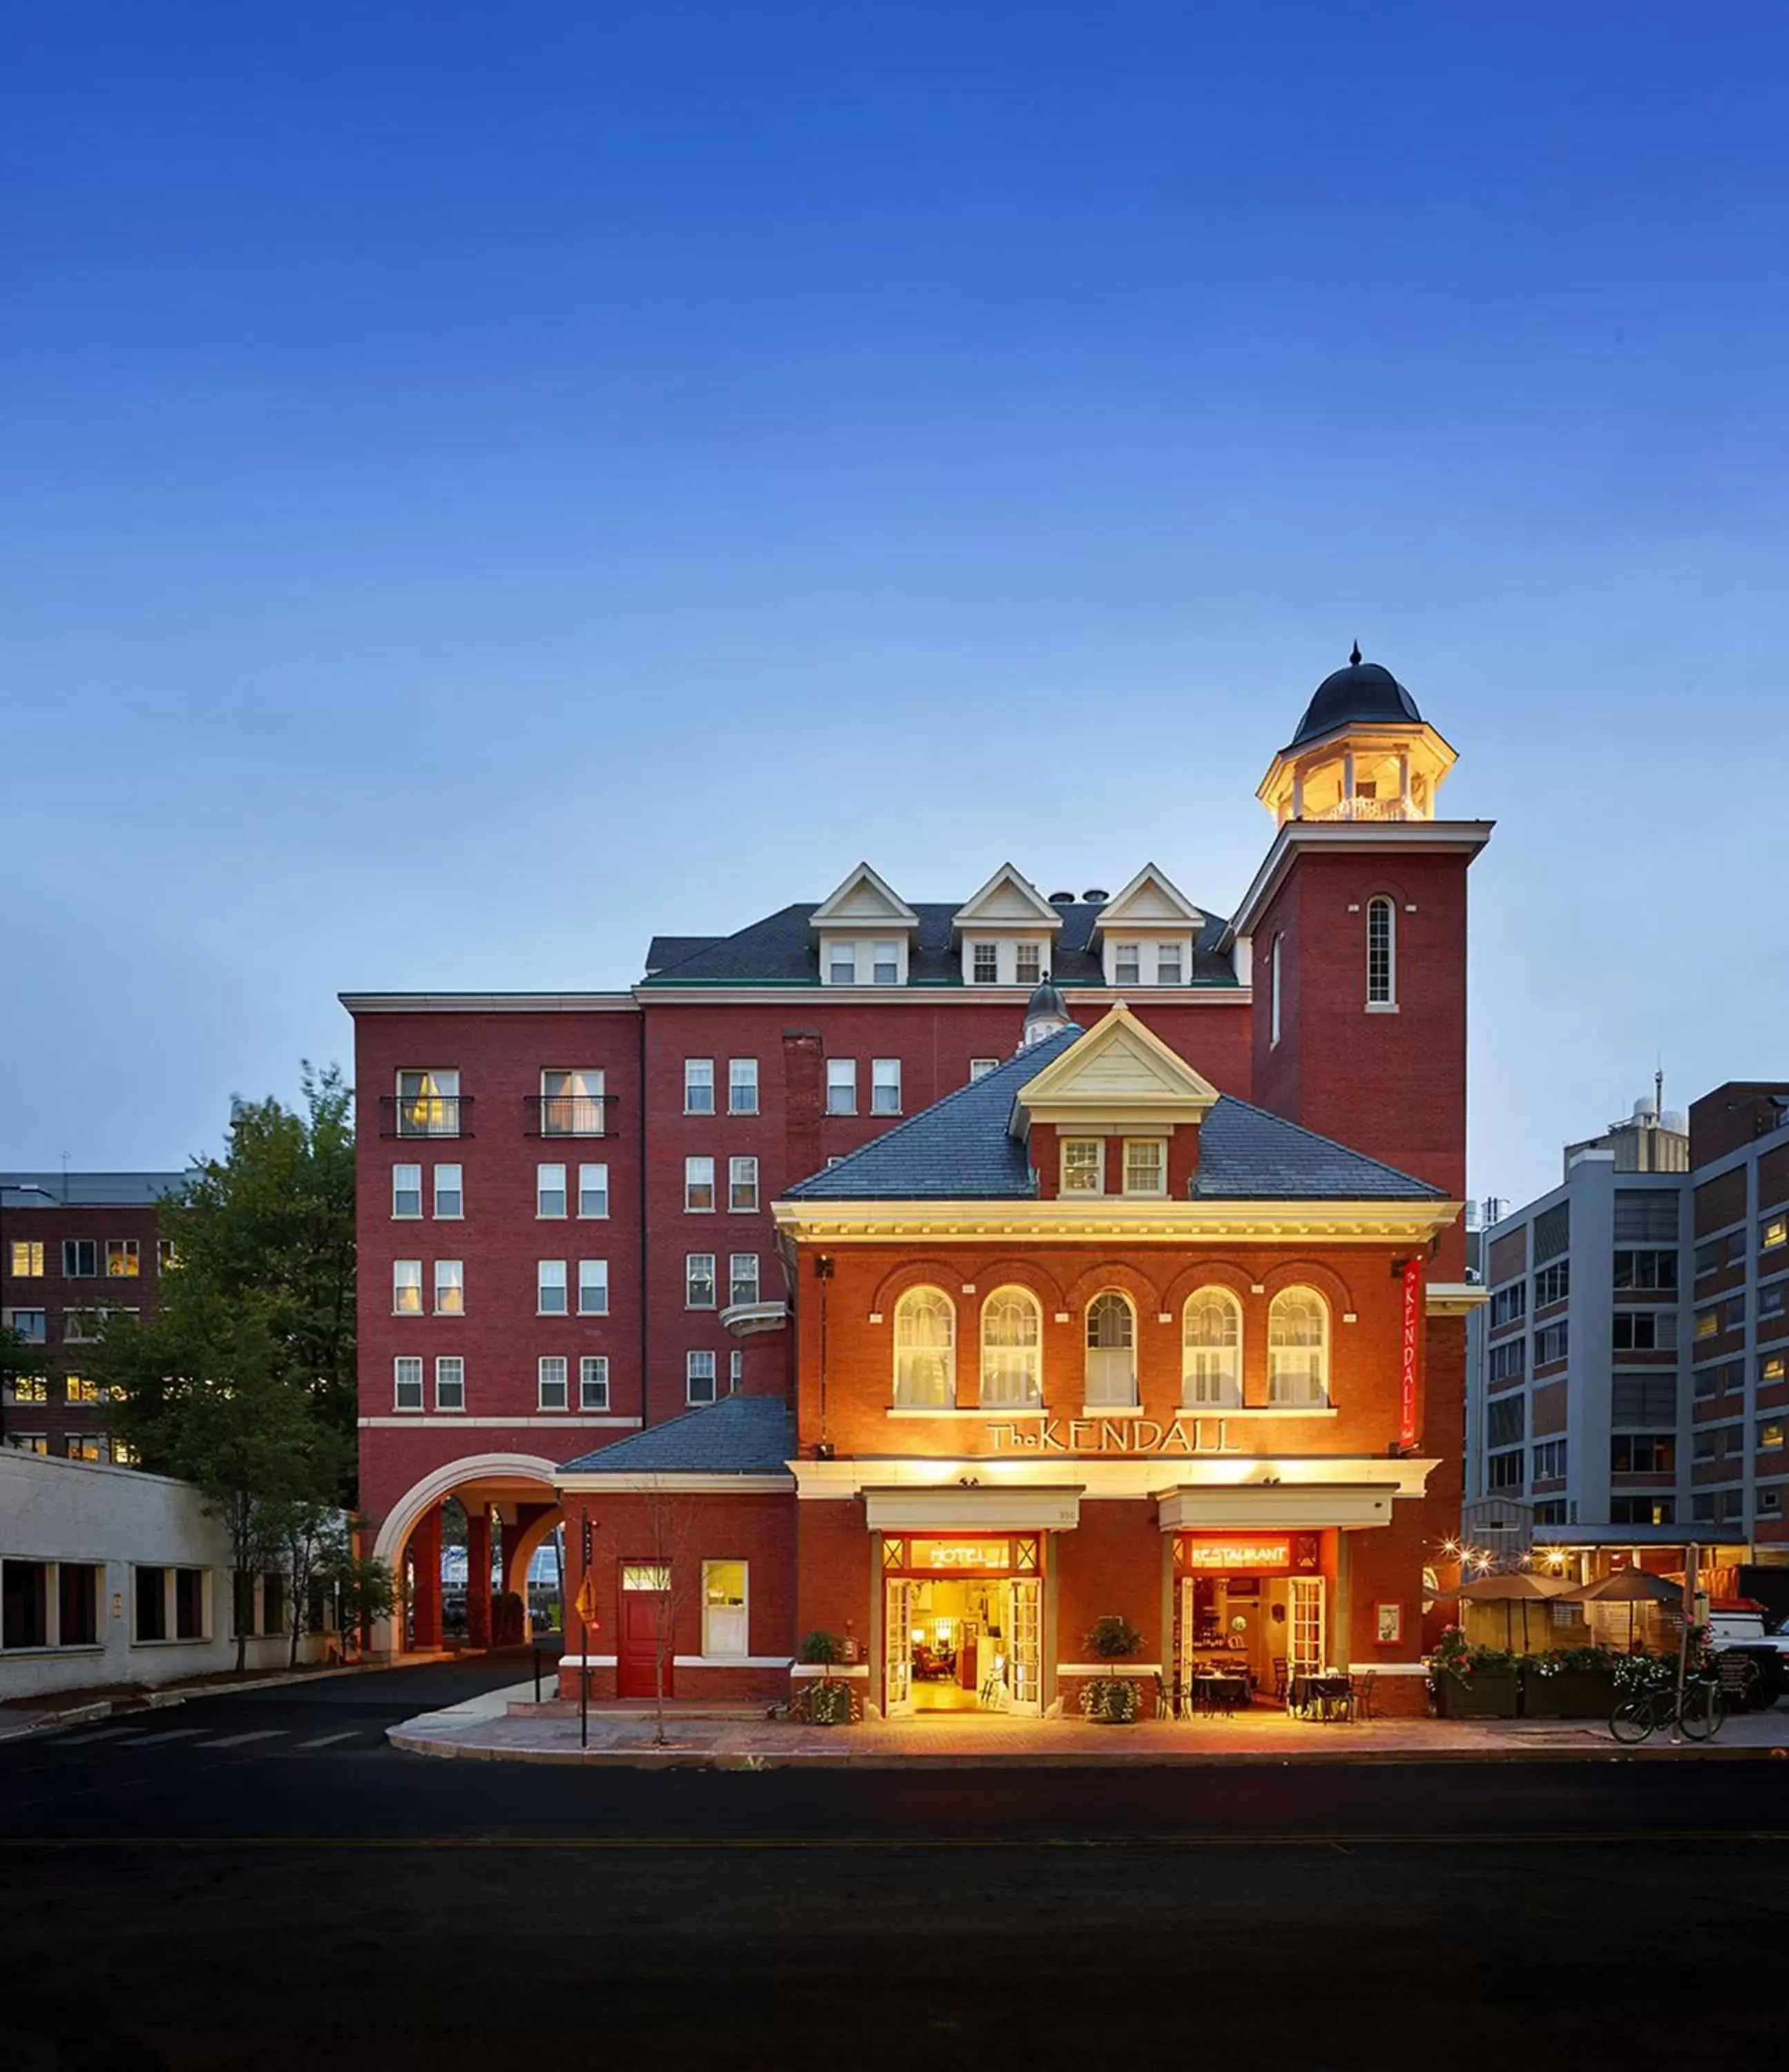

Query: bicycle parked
left=1609, top=1673, right=1721, bottom=1745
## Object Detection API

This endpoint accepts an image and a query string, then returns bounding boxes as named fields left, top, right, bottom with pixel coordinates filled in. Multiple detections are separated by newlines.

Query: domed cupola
left=1257, top=646, right=1458, bottom=826
left=1019, top=975, right=1075, bottom=1050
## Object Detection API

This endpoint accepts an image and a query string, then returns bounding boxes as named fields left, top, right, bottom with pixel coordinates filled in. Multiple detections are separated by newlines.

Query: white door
left=883, top=1580, right=913, bottom=1717
left=1290, top=1576, right=1326, bottom=1672
left=1008, top=1578, right=1042, bottom=1715
left=1176, top=1575, right=1196, bottom=1706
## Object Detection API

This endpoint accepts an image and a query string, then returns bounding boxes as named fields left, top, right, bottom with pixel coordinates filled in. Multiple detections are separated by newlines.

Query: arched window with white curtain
left=1182, top=1287, right=1242, bottom=1407
left=1084, top=1292, right=1136, bottom=1407
left=980, top=1287, right=1043, bottom=1408
left=1366, top=896, right=1396, bottom=1008
left=892, top=1287, right=956, bottom=1407
left=1267, top=1287, right=1330, bottom=1406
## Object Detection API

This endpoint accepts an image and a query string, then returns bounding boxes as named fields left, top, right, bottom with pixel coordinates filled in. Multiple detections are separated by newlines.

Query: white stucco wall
left=0, top=1450, right=332, bottom=1701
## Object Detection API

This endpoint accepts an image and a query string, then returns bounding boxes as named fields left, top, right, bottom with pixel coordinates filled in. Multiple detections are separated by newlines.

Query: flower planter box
left=1521, top=1666, right=1618, bottom=1719
left=1433, top=1668, right=1519, bottom=1719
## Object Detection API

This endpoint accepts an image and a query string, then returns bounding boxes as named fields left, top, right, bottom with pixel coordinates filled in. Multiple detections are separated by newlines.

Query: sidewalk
left=389, top=1696, right=1789, bottom=1767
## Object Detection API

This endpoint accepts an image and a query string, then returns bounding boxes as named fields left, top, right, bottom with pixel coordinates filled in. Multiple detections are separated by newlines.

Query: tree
left=633, top=1479, right=701, bottom=1747
left=321, top=1535, right=398, bottom=1662
left=265, top=1504, right=395, bottom=1668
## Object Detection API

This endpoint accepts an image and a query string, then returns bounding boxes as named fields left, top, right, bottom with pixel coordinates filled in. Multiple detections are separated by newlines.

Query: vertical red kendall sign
left=1399, top=1258, right=1422, bottom=1450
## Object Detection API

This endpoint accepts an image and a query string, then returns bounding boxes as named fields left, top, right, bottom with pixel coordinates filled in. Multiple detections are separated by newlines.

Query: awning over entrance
left=862, top=1484, right=1084, bottom=1534
left=1156, top=1484, right=1395, bottom=1531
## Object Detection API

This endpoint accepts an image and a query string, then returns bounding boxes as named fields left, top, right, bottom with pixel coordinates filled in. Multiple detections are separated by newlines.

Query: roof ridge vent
left=1081, top=888, right=1109, bottom=906
left=1047, top=890, right=1076, bottom=905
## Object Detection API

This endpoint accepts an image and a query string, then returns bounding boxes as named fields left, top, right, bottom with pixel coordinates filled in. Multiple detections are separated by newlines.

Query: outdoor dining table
left=1191, top=1671, right=1252, bottom=1717
left=1288, top=1671, right=1352, bottom=1721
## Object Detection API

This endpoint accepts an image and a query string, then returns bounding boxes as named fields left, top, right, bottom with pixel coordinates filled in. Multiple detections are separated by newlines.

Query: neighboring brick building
left=346, top=655, right=1493, bottom=1670
left=1, top=1171, right=188, bottom=1464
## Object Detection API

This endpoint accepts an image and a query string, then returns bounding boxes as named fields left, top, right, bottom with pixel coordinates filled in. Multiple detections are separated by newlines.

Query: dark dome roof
left=1287, top=659, right=1422, bottom=751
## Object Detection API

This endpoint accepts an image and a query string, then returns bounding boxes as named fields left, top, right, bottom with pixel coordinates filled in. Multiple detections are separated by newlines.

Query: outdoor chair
left=1349, top=1670, right=1378, bottom=1722
left=1272, top=1657, right=1289, bottom=1703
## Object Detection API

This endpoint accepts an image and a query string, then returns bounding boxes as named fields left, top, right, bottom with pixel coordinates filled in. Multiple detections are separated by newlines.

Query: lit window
left=6, top=1435, right=48, bottom=1455
left=1114, top=943, right=1141, bottom=986
left=8, top=1241, right=44, bottom=1278
left=1156, top=943, right=1183, bottom=986
left=1367, top=897, right=1396, bottom=1007
left=396, top=1068, right=460, bottom=1138
left=1183, top=1287, right=1243, bottom=1407
left=826, top=1059, right=857, bottom=1115
left=1760, top=1421, right=1785, bottom=1452
left=1015, top=942, right=1042, bottom=986
left=8, top=1376, right=48, bottom=1404
left=1267, top=1287, right=1330, bottom=1406
left=580, top=1356, right=609, bottom=1410
left=156, top=1238, right=178, bottom=1275
left=393, top=1260, right=423, bottom=1315
left=872, top=1059, right=901, bottom=1115
left=894, top=1287, right=956, bottom=1407
left=537, top=1357, right=568, bottom=1410
left=969, top=1058, right=998, bottom=1082
left=537, top=1164, right=568, bottom=1218
left=112, top=1440, right=139, bottom=1467
left=971, top=942, right=999, bottom=985
left=729, top=1254, right=759, bottom=1307
left=105, top=1240, right=140, bottom=1278
left=65, top=1374, right=102, bottom=1403
left=434, top=1164, right=463, bottom=1218
left=1122, top=1140, right=1165, bottom=1196
left=394, top=1357, right=424, bottom=1411
left=729, top=1059, right=759, bottom=1114
left=579, top=1164, right=610, bottom=1218
left=872, top=942, right=900, bottom=984
left=686, top=1254, right=716, bottom=1309
left=701, top=1560, right=748, bottom=1658
left=980, top=1287, right=1042, bottom=1408
left=433, top=1260, right=463, bottom=1315
left=1061, top=1140, right=1104, bottom=1194
left=540, top=1068, right=604, bottom=1137
left=1084, top=1292, right=1137, bottom=1406
left=577, top=1260, right=609, bottom=1316
left=1765, top=1216, right=1789, bottom=1252
left=392, top=1164, right=422, bottom=1218
left=685, top=1059, right=715, bottom=1115
left=729, top=1157, right=759, bottom=1213
left=434, top=1356, right=464, bottom=1412
left=66, top=1436, right=109, bottom=1464
left=687, top=1351, right=717, bottom=1405
left=537, top=1260, right=567, bottom=1314
left=622, top=1563, right=671, bottom=1591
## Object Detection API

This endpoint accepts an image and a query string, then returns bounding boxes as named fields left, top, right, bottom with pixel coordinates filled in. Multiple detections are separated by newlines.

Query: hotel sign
left=1399, top=1257, right=1423, bottom=1450
left=910, top=1539, right=1011, bottom=1571
left=988, top=1417, right=1247, bottom=1455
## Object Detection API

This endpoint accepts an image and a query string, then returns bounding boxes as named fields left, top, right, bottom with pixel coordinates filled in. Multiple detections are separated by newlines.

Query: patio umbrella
left=1557, top=1567, right=1681, bottom=1649
left=1454, top=1572, right=1567, bottom=1653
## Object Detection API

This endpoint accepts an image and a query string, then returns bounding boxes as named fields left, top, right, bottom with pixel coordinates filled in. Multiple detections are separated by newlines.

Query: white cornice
left=791, top=1455, right=1439, bottom=1502
left=637, top=984, right=1247, bottom=1008
left=1225, top=818, right=1495, bottom=944
left=555, top=1471, right=796, bottom=1494
left=772, top=1197, right=1463, bottom=1245
left=1425, top=1281, right=1489, bottom=1316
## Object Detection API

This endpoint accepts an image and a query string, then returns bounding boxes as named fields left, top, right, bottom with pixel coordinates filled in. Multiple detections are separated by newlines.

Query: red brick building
left=345, top=654, right=1491, bottom=1693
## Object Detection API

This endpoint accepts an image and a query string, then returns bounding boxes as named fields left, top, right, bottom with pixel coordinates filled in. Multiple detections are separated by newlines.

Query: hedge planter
left=1522, top=1665, right=1618, bottom=1719
left=1433, top=1668, right=1520, bottom=1719
left=1080, top=1676, right=1142, bottom=1725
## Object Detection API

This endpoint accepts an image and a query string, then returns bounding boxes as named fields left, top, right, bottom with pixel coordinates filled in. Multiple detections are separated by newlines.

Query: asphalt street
left=5, top=1653, right=1788, bottom=2070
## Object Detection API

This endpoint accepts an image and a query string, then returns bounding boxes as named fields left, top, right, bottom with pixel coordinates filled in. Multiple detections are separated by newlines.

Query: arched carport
left=372, top=1452, right=562, bottom=1657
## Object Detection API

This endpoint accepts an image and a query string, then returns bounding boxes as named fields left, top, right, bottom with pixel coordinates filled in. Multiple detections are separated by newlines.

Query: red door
left=617, top=1566, right=672, bottom=1700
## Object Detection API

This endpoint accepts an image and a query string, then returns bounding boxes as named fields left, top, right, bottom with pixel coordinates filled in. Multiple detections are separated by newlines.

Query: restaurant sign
left=1175, top=1532, right=1319, bottom=1575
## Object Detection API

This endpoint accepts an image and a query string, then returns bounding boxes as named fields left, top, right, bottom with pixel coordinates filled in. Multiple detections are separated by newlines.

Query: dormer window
left=872, top=941, right=899, bottom=984
left=1122, top=1139, right=1165, bottom=1196
left=1061, top=1139, right=1104, bottom=1194
left=1114, top=943, right=1140, bottom=985
left=972, top=942, right=999, bottom=985
left=828, top=943, right=857, bottom=986
left=1156, top=943, right=1183, bottom=985
left=1015, top=942, right=1042, bottom=986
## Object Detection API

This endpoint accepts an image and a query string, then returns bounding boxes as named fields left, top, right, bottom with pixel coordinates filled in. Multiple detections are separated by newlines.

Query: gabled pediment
left=953, top=862, right=1063, bottom=934
left=810, top=862, right=919, bottom=932
left=1013, top=1004, right=1218, bottom=1131
left=1091, top=863, right=1205, bottom=937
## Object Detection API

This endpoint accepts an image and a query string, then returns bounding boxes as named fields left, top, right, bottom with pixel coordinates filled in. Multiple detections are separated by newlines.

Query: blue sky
left=3, top=2, right=1785, bottom=1209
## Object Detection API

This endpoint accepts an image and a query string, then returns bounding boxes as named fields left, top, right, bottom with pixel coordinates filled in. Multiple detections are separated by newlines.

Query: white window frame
left=1183, top=1287, right=1242, bottom=1408
left=979, top=1286, right=1043, bottom=1408
left=396, top=1068, right=461, bottom=1138
left=827, top=940, right=859, bottom=986
left=392, top=1164, right=423, bottom=1220
left=393, top=1260, right=423, bottom=1316
left=434, top=1356, right=465, bottom=1412
left=687, top=1351, right=718, bottom=1405
left=970, top=941, right=999, bottom=985
left=1014, top=941, right=1042, bottom=986
left=729, top=1252, right=759, bottom=1307
left=1060, top=1138, right=1105, bottom=1196
left=1084, top=1291, right=1138, bottom=1408
left=1270, top=935, right=1283, bottom=1047
left=872, top=941, right=901, bottom=985
left=872, top=1057, right=901, bottom=1115
left=537, top=1357, right=568, bottom=1410
left=580, top=1356, right=609, bottom=1411
left=433, top=1163, right=463, bottom=1218
left=826, top=1059, right=857, bottom=1115
left=1122, top=1138, right=1166, bottom=1197
left=701, top=1559, right=749, bottom=1658
left=969, top=1058, right=998, bottom=1082
left=728, top=1058, right=759, bottom=1114
left=578, top=1162, right=609, bottom=1218
left=1114, top=942, right=1142, bottom=986
left=394, top=1356, right=424, bottom=1411
left=1156, top=941, right=1185, bottom=986
left=577, top=1259, right=609, bottom=1316
left=1267, top=1287, right=1330, bottom=1406
left=894, top=1286, right=957, bottom=1407
left=686, top=1253, right=717, bottom=1310
left=537, top=1260, right=568, bottom=1315
left=433, top=1260, right=463, bottom=1316
left=537, top=1162, right=568, bottom=1218
left=685, top=1058, right=716, bottom=1115
left=539, top=1068, right=605, bottom=1138
left=685, top=1157, right=715, bottom=1212
left=729, top=1155, right=759, bottom=1213
left=729, top=1347, right=743, bottom=1393
left=1367, top=896, right=1397, bottom=1009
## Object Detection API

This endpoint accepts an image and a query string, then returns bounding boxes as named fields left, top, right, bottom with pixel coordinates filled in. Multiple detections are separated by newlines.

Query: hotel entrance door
left=881, top=1535, right=1044, bottom=1717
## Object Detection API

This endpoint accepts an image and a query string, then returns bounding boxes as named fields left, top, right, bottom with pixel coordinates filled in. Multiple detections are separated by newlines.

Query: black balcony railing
left=377, top=1095, right=474, bottom=1140
left=524, top=1094, right=618, bottom=1139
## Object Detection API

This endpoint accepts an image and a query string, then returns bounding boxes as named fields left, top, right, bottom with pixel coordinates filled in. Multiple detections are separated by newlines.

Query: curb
left=0, top=1657, right=405, bottom=1744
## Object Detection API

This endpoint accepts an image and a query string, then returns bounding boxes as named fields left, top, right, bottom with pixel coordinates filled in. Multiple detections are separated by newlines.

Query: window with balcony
left=580, top=1356, right=609, bottom=1410
left=392, top=1164, right=423, bottom=1219
left=872, top=1059, right=901, bottom=1115
left=434, top=1356, right=464, bottom=1412
left=687, top=1351, right=717, bottom=1406
left=729, top=1157, right=759, bottom=1213
left=537, top=1164, right=567, bottom=1218
left=539, top=1069, right=604, bottom=1137
left=1182, top=1287, right=1242, bottom=1407
left=579, top=1163, right=609, bottom=1218
left=1267, top=1288, right=1330, bottom=1406
left=826, top=1059, right=857, bottom=1115
left=537, top=1261, right=567, bottom=1315
left=434, top=1164, right=462, bottom=1218
left=729, top=1059, right=759, bottom=1114
left=433, top=1261, right=463, bottom=1316
left=396, top=1069, right=461, bottom=1138
left=686, top=1254, right=716, bottom=1309
left=729, top=1254, right=759, bottom=1307
left=393, top=1261, right=423, bottom=1316
left=1084, top=1292, right=1137, bottom=1407
left=105, top=1240, right=140, bottom=1279
left=685, top=1059, right=715, bottom=1115
left=685, top=1158, right=715, bottom=1212
left=537, top=1357, right=568, bottom=1410
left=577, top=1260, right=609, bottom=1316
left=893, top=1287, right=955, bottom=1407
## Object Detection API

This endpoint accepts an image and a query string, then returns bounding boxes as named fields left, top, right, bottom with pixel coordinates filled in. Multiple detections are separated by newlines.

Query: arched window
left=1084, top=1292, right=1136, bottom=1407
left=1366, top=896, right=1396, bottom=1008
left=1270, top=934, right=1283, bottom=1047
left=980, top=1287, right=1042, bottom=1408
left=893, top=1287, right=956, bottom=1408
left=1268, top=1287, right=1330, bottom=1406
left=1182, top=1287, right=1242, bottom=1407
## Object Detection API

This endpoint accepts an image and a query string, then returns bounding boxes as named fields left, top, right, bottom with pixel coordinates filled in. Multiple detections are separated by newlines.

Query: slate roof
left=783, top=1030, right=1445, bottom=1205
left=1284, top=659, right=1423, bottom=753
left=1, top=1171, right=191, bottom=1209
left=638, top=900, right=1236, bottom=988
left=558, top=1394, right=796, bottom=1477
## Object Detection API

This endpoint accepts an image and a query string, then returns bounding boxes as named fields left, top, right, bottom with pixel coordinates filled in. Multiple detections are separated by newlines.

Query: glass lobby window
left=1267, top=1287, right=1330, bottom=1406
left=1183, top=1287, right=1243, bottom=1407
left=1084, top=1292, right=1137, bottom=1406
left=893, top=1287, right=956, bottom=1407
left=980, top=1287, right=1043, bottom=1408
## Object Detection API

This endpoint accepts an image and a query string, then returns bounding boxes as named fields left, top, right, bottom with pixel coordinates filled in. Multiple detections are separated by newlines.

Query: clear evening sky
left=3, top=3, right=1785, bottom=1211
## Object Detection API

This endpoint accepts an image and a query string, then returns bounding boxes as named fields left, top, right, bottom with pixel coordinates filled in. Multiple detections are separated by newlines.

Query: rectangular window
left=1695, top=1239, right=1721, bottom=1278
left=872, top=942, right=900, bottom=985
left=1269, top=935, right=1282, bottom=1048
left=1611, top=1434, right=1675, bottom=1475
left=62, top=1240, right=98, bottom=1278
left=134, top=1569, right=168, bottom=1643
left=1015, top=941, right=1042, bottom=986
left=1728, top=1296, right=1748, bottom=1331
left=104, top=1240, right=140, bottom=1278
left=64, top=1307, right=130, bottom=1346
left=1535, top=1321, right=1569, bottom=1365
left=1762, top=1281, right=1788, bottom=1320
left=537, top=1260, right=567, bottom=1314
left=1, top=1560, right=49, bottom=1649
left=685, top=1254, right=716, bottom=1308
left=1763, top=1214, right=1789, bottom=1253
left=1532, top=1501, right=1569, bottom=1527
left=701, top=1559, right=749, bottom=1658
left=434, top=1164, right=463, bottom=1218
left=872, top=1058, right=901, bottom=1115
left=1534, top=1261, right=1569, bottom=1307
left=971, top=942, right=999, bottom=984
left=433, top=1260, right=463, bottom=1316
left=1156, top=943, right=1184, bottom=986
left=1488, top=1339, right=1526, bottom=1383
left=685, top=1058, right=715, bottom=1115
left=261, top=1573, right=287, bottom=1639
left=66, top=1374, right=102, bottom=1403
left=1694, top=1430, right=1717, bottom=1463
left=8, top=1240, right=44, bottom=1278
left=4, top=1308, right=47, bottom=1343
left=1122, top=1139, right=1165, bottom=1196
left=1610, top=1496, right=1675, bottom=1526
left=1114, top=943, right=1141, bottom=986
left=66, top=1436, right=111, bottom=1464
left=1366, top=900, right=1395, bottom=1006
left=537, top=1357, right=568, bottom=1410
left=1489, top=1284, right=1527, bottom=1329
left=685, top=1158, right=715, bottom=1212
left=1614, top=1249, right=1678, bottom=1291
left=397, top=1068, right=461, bottom=1138
left=392, top=1164, right=423, bottom=1218
left=729, top=1348, right=743, bottom=1394
left=1696, top=1305, right=1721, bottom=1340
left=157, top=1238, right=178, bottom=1276
left=8, top=1375, right=48, bottom=1404
left=1532, top=1439, right=1568, bottom=1480
left=578, top=1164, right=610, bottom=1218
left=577, top=1260, right=609, bottom=1316
left=537, top=1163, right=568, bottom=1218
left=728, top=1059, right=759, bottom=1114
left=434, top=1356, right=465, bottom=1412
left=393, top=1260, right=423, bottom=1315
left=172, top=1569, right=203, bottom=1641
left=826, top=1059, right=857, bottom=1115
left=828, top=942, right=857, bottom=986
left=729, top=1254, right=759, bottom=1306
left=1612, top=1311, right=1675, bottom=1352
left=580, top=1356, right=609, bottom=1410
left=969, top=1058, right=998, bottom=1082
left=1762, top=1354, right=1788, bottom=1387
left=5, top=1435, right=48, bottom=1455
left=1487, top=1395, right=1525, bottom=1450
left=1487, top=1450, right=1524, bottom=1491
left=687, top=1351, right=718, bottom=1405
left=1614, top=1191, right=1678, bottom=1243
left=1612, top=1375, right=1678, bottom=1425
left=394, top=1357, right=424, bottom=1410
left=58, top=1563, right=99, bottom=1647
left=539, top=1068, right=604, bottom=1137
left=1061, top=1140, right=1104, bottom=1194
left=729, top=1156, right=759, bottom=1213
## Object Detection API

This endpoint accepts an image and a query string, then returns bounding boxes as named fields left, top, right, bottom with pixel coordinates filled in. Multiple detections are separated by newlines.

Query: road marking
left=58, top=1727, right=146, bottom=1745
left=131, top=1728, right=209, bottom=1746
left=294, top=1731, right=360, bottom=1749
left=200, top=1730, right=288, bottom=1749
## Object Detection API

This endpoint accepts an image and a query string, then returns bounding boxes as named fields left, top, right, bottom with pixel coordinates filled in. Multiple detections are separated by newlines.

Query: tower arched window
left=1267, top=1287, right=1330, bottom=1407
left=980, top=1287, right=1043, bottom=1408
left=893, top=1287, right=955, bottom=1408
left=1084, top=1292, right=1136, bottom=1407
left=1182, top=1287, right=1242, bottom=1408
left=1367, top=896, right=1396, bottom=1008
left=1270, top=934, right=1283, bottom=1048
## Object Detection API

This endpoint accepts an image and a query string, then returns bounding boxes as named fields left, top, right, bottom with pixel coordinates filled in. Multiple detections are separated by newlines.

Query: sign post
left=577, top=1508, right=595, bottom=1750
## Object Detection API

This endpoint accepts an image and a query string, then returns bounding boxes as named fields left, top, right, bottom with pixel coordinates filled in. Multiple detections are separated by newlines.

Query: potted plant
left=1521, top=1644, right=1623, bottom=1718
left=796, top=1629, right=852, bottom=1726
left=1080, top=1614, right=1145, bottom=1725
left=1428, top=1626, right=1519, bottom=1718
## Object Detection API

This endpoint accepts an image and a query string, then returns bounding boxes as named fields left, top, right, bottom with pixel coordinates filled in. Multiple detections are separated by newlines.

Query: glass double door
left=884, top=1575, right=1042, bottom=1717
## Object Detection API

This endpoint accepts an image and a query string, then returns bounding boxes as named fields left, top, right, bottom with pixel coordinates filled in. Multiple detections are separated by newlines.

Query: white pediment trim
left=1012, top=1004, right=1218, bottom=1130
left=952, top=862, right=1064, bottom=934
left=810, top=862, right=919, bottom=932
left=1091, top=863, right=1205, bottom=938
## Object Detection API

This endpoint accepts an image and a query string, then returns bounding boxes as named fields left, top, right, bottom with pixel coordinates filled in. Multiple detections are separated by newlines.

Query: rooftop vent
left=1047, top=890, right=1076, bottom=905
left=1082, top=888, right=1109, bottom=906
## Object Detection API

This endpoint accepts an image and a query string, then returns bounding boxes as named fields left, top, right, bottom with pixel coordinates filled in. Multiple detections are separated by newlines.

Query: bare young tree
left=633, top=1477, right=702, bottom=1749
